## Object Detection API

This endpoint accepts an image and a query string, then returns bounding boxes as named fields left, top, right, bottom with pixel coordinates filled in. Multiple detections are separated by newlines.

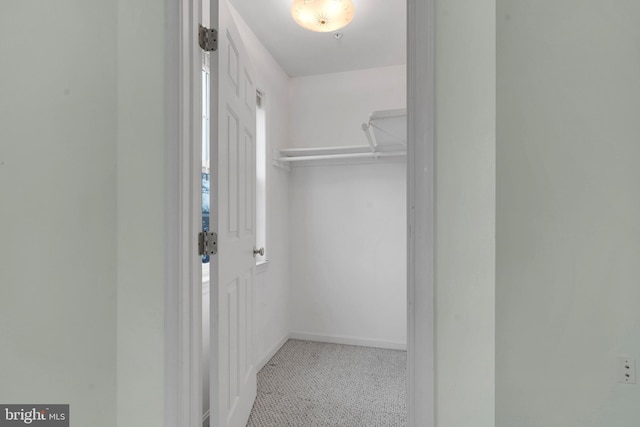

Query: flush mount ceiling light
left=291, top=0, right=355, bottom=33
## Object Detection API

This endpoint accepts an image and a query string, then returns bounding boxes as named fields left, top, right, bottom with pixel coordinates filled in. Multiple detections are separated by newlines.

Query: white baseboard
left=256, top=334, right=290, bottom=372
left=289, top=331, right=407, bottom=351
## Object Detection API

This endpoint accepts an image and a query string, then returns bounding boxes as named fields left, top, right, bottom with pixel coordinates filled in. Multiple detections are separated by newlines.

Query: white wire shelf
left=273, top=109, right=407, bottom=168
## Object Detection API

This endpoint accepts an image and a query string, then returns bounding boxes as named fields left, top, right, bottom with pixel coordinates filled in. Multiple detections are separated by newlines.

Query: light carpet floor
left=246, top=339, right=407, bottom=427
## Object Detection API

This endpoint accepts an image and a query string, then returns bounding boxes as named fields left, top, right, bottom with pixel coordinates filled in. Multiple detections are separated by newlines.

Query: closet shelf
left=274, top=145, right=406, bottom=167
left=273, top=109, right=407, bottom=168
left=362, top=108, right=407, bottom=150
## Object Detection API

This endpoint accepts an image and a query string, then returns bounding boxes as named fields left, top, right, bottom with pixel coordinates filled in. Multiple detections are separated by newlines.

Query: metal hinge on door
left=198, top=231, right=218, bottom=256
left=199, top=25, right=218, bottom=52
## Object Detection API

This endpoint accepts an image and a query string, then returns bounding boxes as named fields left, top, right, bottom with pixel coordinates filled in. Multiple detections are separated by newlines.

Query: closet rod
left=276, top=151, right=406, bottom=163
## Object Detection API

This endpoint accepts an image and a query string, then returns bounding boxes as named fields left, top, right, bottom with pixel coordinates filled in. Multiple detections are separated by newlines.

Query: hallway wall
left=497, top=2, right=640, bottom=426
left=0, top=1, right=118, bottom=425
left=434, top=0, right=496, bottom=425
left=115, top=0, right=167, bottom=425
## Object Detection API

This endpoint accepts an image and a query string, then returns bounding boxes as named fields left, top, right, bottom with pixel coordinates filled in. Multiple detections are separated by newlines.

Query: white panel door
left=209, top=1, right=257, bottom=426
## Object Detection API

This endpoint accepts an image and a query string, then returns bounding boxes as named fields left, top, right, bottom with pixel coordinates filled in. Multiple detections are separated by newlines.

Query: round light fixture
left=291, top=0, right=355, bottom=33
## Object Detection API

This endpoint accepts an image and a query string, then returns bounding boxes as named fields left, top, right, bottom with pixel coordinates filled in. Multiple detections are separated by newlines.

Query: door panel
left=243, top=130, right=255, bottom=234
left=224, top=107, right=240, bottom=237
left=209, top=0, right=257, bottom=426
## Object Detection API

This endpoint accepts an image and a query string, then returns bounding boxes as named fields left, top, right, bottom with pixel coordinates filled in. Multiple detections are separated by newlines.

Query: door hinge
left=198, top=231, right=218, bottom=256
left=199, top=25, right=218, bottom=52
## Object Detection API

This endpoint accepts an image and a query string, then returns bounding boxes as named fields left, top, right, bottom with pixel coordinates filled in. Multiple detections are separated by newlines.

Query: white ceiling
left=227, top=0, right=406, bottom=77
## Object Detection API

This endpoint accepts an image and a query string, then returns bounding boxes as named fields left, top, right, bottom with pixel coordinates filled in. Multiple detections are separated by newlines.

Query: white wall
left=288, top=67, right=407, bottom=349
left=1, top=0, right=170, bottom=424
left=0, top=1, right=117, bottom=426
left=497, top=2, right=640, bottom=426
left=435, top=0, right=496, bottom=426
left=115, top=0, right=166, bottom=425
left=289, top=65, right=406, bottom=149
left=289, top=162, right=407, bottom=348
left=229, top=3, right=292, bottom=368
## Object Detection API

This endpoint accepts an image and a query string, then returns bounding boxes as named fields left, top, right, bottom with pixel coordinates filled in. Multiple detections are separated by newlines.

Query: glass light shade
left=291, top=0, right=355, bottom=33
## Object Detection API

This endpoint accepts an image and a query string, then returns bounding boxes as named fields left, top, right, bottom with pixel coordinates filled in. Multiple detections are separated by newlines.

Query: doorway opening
left=182, top=1, right=432, bottom=427
left=203, top=1, right=407, bottom=426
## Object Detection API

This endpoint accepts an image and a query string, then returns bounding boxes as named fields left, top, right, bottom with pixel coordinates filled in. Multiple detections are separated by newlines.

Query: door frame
left=406, top=1, right=435, bottom=425
left=164, top=0, right=435, bottom=425
left=165, top=0, right=204, bottom=426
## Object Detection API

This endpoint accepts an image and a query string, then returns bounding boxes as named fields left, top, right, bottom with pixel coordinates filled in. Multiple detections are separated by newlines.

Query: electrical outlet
left=617, top=357, right=636, bottom=384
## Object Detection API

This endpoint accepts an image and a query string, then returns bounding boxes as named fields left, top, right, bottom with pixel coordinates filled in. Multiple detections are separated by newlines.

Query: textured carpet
left=246, top=339, right=407, bottom=427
